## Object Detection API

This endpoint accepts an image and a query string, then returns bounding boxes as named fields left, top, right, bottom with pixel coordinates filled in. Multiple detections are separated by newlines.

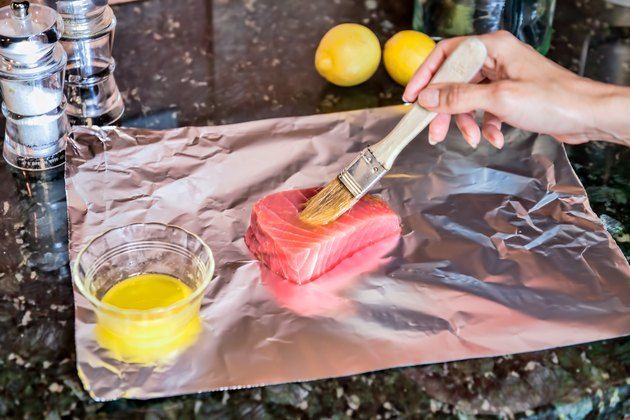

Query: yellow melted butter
left=96, top=273, right=201, bottom=365
left=101, top=273, right=193, bottom=310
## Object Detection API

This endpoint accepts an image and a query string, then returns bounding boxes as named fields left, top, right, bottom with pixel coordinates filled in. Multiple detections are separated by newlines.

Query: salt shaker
left=0, top=1, right=69, bottom=170
left=47, top=0, right=124, bottom=125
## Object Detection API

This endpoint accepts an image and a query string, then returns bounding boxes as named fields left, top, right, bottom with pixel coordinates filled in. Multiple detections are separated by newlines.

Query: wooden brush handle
left=370, top=37, right=488, bottom=169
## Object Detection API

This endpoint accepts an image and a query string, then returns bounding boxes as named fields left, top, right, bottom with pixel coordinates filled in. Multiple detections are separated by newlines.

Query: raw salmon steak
left=245, top=188, right=401, bottom=284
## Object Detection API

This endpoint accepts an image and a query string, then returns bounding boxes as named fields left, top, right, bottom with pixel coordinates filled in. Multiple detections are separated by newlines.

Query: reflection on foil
left=65, top=106, right=630, bottom=401
left=261, top=234, right=400, bottom=317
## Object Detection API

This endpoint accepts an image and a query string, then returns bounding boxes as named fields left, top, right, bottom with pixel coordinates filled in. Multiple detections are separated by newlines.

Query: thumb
left=417, top=83, right=496, bottom=115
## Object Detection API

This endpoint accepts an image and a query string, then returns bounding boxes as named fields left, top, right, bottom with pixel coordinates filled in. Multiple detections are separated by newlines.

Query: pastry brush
left=299, top=38, right=488, bottom=225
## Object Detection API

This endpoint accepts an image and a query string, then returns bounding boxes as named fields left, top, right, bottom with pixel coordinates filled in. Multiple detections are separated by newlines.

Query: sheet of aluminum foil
left=65, top=105, right=630, bottom=401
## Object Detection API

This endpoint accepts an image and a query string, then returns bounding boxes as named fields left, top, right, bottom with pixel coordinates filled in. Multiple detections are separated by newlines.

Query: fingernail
left=402, top=95, right=410, bottom=104
left=417, top=88, right=439, bottom=108
left=462, top=130, right=478, bottom=149
left=488, top=137, right=501, bottom=149
left=486, top=132, right=504, bottom=149
left=428, top=134, right=438, bottom=145
left=494, top=134, right=505, bottom=149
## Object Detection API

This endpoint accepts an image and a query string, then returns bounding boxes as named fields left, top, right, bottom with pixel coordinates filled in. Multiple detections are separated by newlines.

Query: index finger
left=403, top=35, right=496, bottom=102
left=402, top=36, right=465, bottom=102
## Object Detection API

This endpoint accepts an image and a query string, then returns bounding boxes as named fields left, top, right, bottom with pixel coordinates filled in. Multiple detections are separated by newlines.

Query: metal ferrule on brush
left=338, top=147, right=387, bottom=199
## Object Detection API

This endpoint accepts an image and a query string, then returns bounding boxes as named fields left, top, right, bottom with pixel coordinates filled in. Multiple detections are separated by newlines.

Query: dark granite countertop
left=0, top=0, right=628, bottom=418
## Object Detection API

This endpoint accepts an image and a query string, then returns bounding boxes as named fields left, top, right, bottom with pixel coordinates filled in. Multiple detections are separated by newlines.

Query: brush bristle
left=299, top=179, right=357, bottom=225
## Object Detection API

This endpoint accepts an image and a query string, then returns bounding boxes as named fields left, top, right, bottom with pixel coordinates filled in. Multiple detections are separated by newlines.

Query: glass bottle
left=413, top=0, right=556, bottom=55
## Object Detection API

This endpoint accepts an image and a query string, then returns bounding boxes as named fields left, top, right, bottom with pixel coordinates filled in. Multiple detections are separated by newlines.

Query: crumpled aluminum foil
left=65, top=106, right=630, bottom=401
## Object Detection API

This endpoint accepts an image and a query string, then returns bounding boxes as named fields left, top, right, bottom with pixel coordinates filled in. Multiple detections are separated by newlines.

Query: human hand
left=403, top=30, right=630, bottom=148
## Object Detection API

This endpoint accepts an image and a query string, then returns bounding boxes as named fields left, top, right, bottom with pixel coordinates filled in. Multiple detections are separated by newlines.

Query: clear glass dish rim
left=72, top=222, right=215, bottom=316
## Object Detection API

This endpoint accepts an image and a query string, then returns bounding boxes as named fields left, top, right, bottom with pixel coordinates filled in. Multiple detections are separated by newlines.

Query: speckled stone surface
left=0, top=0, right=628, bottom=418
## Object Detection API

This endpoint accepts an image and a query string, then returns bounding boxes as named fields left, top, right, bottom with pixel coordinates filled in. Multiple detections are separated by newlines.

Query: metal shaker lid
left=44, top=0, right=108, bottom=21
left=44, top=0, right=113, bottom=39
left=0, top=1, right=63, bottom=64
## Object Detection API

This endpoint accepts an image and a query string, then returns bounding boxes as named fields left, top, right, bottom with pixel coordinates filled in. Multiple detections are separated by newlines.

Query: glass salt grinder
left=0, top=1, right=69, bottom=170
left=49, top=0, right=124, bottom=125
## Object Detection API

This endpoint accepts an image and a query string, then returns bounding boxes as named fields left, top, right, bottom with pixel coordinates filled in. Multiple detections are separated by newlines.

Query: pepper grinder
left=0, top=1, right=69, bottom=170
left=47, top=0, right=124, bottom=125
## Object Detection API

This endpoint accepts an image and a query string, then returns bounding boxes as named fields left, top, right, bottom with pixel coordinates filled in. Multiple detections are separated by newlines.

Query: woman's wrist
left=588, top=81, right=630, bottom=145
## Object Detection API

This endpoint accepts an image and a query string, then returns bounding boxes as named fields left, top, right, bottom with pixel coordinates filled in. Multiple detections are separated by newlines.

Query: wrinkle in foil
left=65, top=106, right=630, bottom=401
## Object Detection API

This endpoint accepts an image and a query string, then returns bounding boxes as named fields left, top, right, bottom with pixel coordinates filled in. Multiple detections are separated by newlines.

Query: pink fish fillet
left=245, top=188, right=401, bottom=284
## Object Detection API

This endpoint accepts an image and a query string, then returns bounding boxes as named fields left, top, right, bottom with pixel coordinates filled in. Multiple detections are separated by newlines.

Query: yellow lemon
left=315, top=23, right=381, bottom=87
left=383, top=30, right=436, bottom=86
